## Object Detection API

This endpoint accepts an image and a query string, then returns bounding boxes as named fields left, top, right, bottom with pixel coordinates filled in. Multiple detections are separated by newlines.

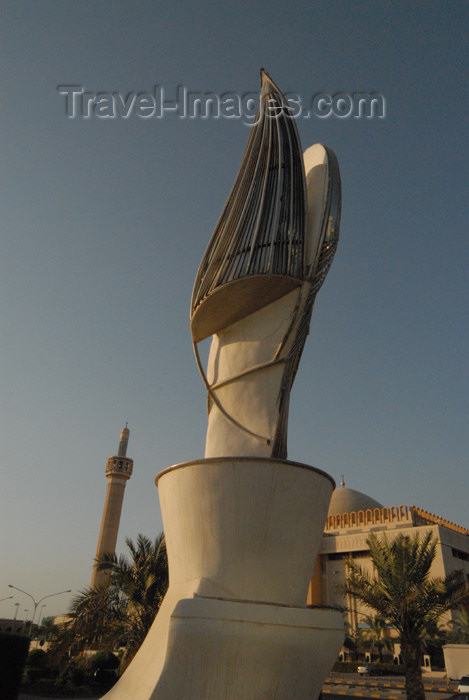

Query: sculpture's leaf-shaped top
left=191, top=70, right=340, bottom=342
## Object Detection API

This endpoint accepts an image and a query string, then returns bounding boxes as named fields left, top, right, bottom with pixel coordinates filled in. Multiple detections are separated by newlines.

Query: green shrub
left=24, top=667, right=49, bottom=684
left=59, top=659, right=92, bottom=687
left=0, top=632, right=30, bottom=700
left=377, top=662, right=405, bottom=675
left=332, top=660, right=405, bottom=675
left=90, top=650, right=120, bottom=671
left=332, top=661, right=358, bottom=673
left=27, top=648, right=48, bottom=667
left=24, top=647, right=52, bottom=684
left=93, top=668, right=118, bottom=690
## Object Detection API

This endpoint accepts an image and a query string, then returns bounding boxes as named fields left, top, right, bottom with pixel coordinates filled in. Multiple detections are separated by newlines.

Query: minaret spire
left=90, top=425, right=134, bottom=589
left=117, top=424, right=130, bottom=457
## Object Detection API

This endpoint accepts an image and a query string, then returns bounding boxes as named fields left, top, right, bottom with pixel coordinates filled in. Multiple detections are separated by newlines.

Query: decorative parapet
left=324, top=503, right=469, bottom=536
left=410, top=506, right=469, bottom=536
left=325, top=504, right=412, bottom=531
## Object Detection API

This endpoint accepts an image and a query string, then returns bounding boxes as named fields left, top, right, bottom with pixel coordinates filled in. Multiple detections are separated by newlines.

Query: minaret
left=91, top=425, right=133, bottom=589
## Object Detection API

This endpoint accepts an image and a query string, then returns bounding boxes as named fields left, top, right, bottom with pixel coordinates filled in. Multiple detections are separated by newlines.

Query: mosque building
left=308, top=477, right=469, bottom=652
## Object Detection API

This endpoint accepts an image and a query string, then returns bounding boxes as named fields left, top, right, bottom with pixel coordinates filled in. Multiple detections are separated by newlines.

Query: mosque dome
left=328, top=477, right=383, bottom=516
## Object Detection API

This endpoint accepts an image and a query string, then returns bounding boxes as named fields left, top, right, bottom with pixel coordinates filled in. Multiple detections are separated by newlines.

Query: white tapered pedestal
left=103, top=458, right=344, bottom=700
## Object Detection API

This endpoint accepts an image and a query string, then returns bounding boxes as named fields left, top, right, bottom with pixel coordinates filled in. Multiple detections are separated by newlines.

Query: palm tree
left=50, top=533, right=168, bottom=669
left=361, top=613, right=393, bottom=663
left=448, top=607, right=469, bottom=643
left=38, top=616, right=59, bottom=642
left=341, top=532, right=468, bottom=700
left=95, top=532, right=168, bottom=658
left=342, top=622, right=363, bottom=661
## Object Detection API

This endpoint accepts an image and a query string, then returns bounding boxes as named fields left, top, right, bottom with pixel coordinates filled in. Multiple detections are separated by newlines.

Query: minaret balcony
left=106, top=456, right=134, bottom=478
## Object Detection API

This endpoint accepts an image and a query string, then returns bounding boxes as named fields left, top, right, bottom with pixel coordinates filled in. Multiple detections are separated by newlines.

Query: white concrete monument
left=104, top=70, right=344, bottom=700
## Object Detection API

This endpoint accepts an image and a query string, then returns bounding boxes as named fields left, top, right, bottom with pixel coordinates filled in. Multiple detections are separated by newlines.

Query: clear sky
left=1, top=1, right=468, bottom=619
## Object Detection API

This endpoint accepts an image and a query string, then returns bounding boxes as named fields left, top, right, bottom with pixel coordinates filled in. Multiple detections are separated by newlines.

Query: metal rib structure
left=191, top=70, right=341, bottom=342
left=192, top=71, right=303, bottom=341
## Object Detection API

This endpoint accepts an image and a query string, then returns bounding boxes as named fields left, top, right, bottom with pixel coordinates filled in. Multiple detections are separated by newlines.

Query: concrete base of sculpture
left=152, top=597, right=343, bottom=699
left=102, top=458, right=344, bottom=700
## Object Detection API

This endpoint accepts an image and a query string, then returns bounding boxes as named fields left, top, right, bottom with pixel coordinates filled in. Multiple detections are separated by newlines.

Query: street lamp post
left=8, top=584, right=72, bottom=637
left=13, top=602, right=20, bottom=620
left=0, top=595, right=14, bottom=604
left=38, top=604, right=46, bottom=627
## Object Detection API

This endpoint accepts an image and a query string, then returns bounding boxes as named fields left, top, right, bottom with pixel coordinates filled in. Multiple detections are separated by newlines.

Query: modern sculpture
left=103, top=70, right=344, bottom=700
